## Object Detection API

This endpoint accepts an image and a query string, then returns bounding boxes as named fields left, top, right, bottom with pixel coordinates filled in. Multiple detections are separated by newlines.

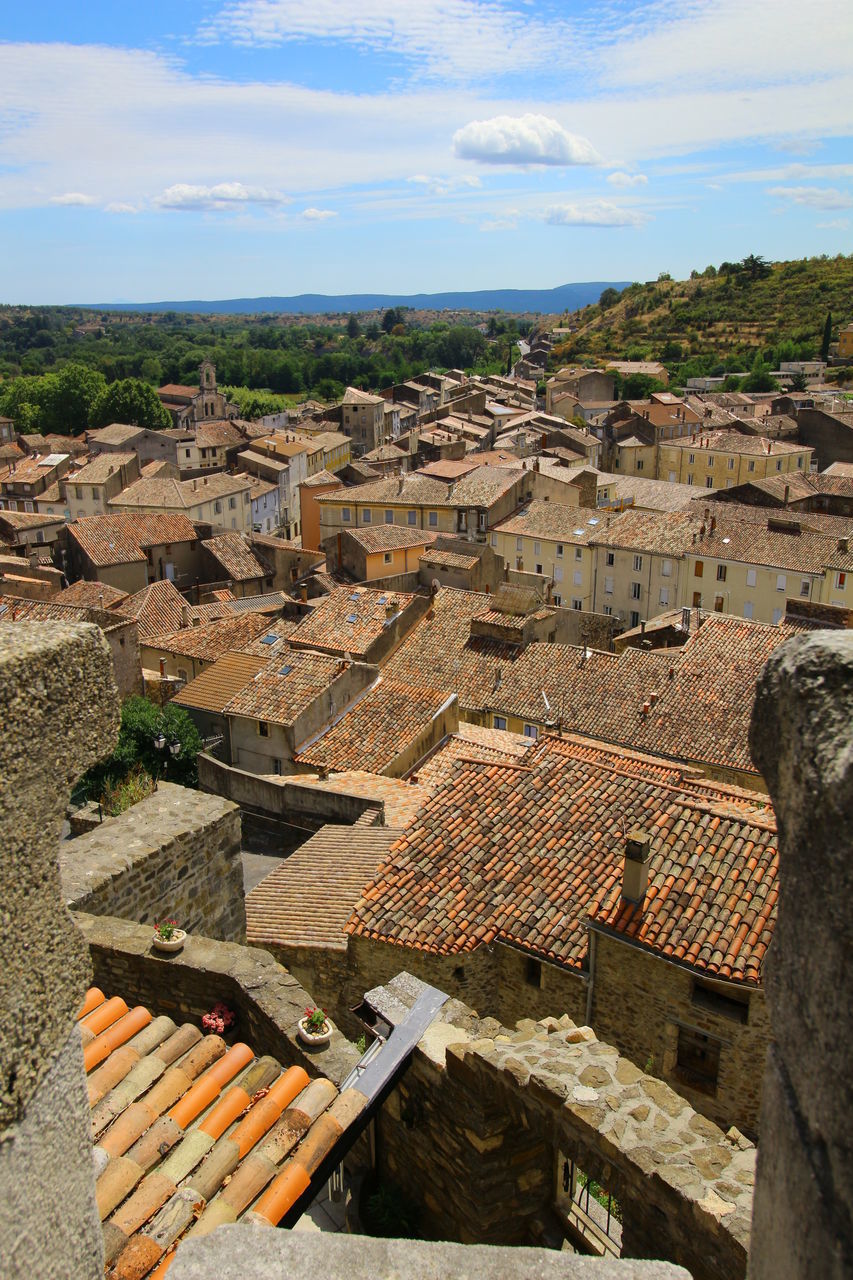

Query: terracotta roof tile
left=295, top=681, right=453, bottom=775
left=146, top=613, right=270, bottom=663
left=202, top=532, right=272, bottom=581
left=343, top=525, right=438, bottom=554
left=55, top=580, right=129, bottom=608
left=224, top=650, right=346, bottom=725
left=116, top=579, right=192, bottom=639
left=68, top=513, right=198, bottom=567
left=172, top=651, right=270, bottom=714
left=289, top=586, right=416, bottom=659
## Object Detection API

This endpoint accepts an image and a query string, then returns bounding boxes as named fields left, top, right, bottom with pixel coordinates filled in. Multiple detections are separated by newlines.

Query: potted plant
left=298, top=1005, right=333, bottom=1047
left=202, top=1003, right=236, bottom=1035
left=152, top=919, right=186, bottom=953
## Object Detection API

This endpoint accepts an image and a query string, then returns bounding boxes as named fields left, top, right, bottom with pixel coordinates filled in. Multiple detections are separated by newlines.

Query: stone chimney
left=621, top=829, right=651, bottom=904
left=181, top=603, right=191, bottom=628
left=159, top=657, right=166, bottom=678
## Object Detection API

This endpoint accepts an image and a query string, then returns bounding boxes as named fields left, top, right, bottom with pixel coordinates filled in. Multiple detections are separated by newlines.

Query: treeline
left=0, top=308, right=521, bottom=424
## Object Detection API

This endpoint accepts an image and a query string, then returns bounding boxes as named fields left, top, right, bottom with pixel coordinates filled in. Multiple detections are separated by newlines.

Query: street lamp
left=153, top=730, right=167, bottom=752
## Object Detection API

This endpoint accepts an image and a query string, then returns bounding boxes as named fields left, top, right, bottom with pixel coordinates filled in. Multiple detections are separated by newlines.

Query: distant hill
left=81, top=282, right=631, bottom=317
left=556, top=256, right=853, bottom=367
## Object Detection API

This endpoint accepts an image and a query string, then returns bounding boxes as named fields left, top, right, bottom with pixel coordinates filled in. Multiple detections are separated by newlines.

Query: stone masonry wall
left=61, top=781, right=245, bottom=943
left=590, top=932, right=770, bottom=1138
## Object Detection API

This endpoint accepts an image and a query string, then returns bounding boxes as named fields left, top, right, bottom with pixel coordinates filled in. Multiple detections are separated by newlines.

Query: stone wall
left=0, top=622, right=121, bottom=1279
left=61, top=781, right=245, bottom=943
left=589, top=931, right=769, bottom=1138
left=375, top=993, right=754, bottom=1280
left=76, top=914, right=359, bottom=1090
left=199, top=751, right=388, bottom=828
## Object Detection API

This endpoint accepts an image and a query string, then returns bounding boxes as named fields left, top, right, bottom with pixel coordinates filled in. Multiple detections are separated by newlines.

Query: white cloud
left=817, top=217, right=850, bottom=229
left=767, top=185, right=852, bottom=210
left=453, top=114, right=599, bottom=167
left=544, top=201, right=646, bottom=228
left=49, top=192, right=94, bottom=206
left=104, top=202, right=137, bottom=214
left=607, top=171, right=648, bottom=188
left=154, top=182, right=290, bottom=211
left=408, top=173, right=481, bottom=196
left=302, top=207, right=337, bottom=220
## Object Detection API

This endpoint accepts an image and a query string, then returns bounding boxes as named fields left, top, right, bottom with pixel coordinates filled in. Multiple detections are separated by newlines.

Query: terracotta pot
left=298, top=1016, right=332, bottom=1047
left=152, top=928, right=186, bottom=953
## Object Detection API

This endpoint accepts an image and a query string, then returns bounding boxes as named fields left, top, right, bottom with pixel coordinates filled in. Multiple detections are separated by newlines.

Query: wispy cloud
left=544, top=201, right=646, bottom=228
left=817, top=217, right=850, bottom=229
left=302, top=207, right=337, bottom=220
left=767, top=185, right=852, bottom=209
left=453, top=114, right=599, bottom=167
left=607, top=171, right=648, bottom=188
left=104, top=202, right=138, bottom=215
left=154, top=182, right=290, bottom=211
left=408, top=173, right=481, bottom=196
left=49, top=191, right=94, bottom=206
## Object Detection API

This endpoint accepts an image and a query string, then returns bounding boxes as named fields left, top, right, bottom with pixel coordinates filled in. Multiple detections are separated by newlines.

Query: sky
left=1, top=0, right=852, bottom=304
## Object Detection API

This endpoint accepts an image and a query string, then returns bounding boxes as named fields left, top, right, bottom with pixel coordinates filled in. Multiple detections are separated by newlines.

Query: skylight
left=279, top=664, right=293, bottom=676
left=346, top=614, right=358, bottom=623
left=260, top=634, right=278, bottom=645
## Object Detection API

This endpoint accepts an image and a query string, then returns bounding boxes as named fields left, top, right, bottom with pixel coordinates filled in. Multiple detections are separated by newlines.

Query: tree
left=89, top=378, right=171, bottom=430
left=821, top=310, right=833, bottom=361
left=598, top=287, right=620, bottom=310
left=346, top=314, right=360, bottom=339
left=789, top=372, right=808, bottom=392
left=79, top=696, right=202, bottom=796
left=740, top=254, right=771, bottom=281
left=49, top=363, right=108, bottom=435
left=382, top=307, right=404, bottom=334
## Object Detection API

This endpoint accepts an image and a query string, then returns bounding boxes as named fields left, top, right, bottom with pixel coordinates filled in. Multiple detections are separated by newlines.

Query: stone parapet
left=61, top=781, right=245, bottom=942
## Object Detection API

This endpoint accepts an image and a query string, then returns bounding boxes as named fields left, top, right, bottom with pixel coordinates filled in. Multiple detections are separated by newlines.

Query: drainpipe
left=585, top=927, right=597, bottom=1027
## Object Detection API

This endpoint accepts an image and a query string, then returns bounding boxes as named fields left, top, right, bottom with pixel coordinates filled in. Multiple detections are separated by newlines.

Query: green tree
left=47, top=363, right=108, bottom=435
left=740, top=254, right=771, bottom=281
left=789, top=371, right=808, bottom=392
left=79, top=696, right=202, bottom=796
left=346, top=314, right=360, bottom=339
left=89, top=378, right=171, bottom=430
left=821, top=310, right=833, bottom=361
left=598, top=287, right=620, bottom=309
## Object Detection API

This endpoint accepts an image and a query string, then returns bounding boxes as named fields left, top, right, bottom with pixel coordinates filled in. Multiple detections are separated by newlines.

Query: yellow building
left=108, top=472, right=254, bottom=532
left=661, top=430, right=812, bottom=490
left=838, top=323, right=853, bottom=361
left=492, top=499, right=600, bottom=610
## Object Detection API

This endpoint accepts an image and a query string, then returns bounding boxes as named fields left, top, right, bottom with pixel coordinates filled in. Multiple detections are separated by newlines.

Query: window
left=659, top=586, right=669, bottom=605
left=553, top=565, right=563, bottom=583
left=341, top=507, right=351, bottom=523
left=728, top=457, right=735, bottom=470
left=693, top=591, right=702, bottom=608
left=776, top=460, right=783, bottom=471
left=707, top=456, right=714, bottom=468
left=692, top=980, right=749, bottom=1024
left=490, top=533, right=497, bottom=547
left=661, top=558, right=672, bottom=577
left=257, top=721, right=269, bottom=737
left=428, top=511, right=438, bottom=527
left=776, top=573, right=787, bottom=592
left=572, top=598, right=583, bottom=611
left=630, top=610, right=640, bottom=628
left=688, top=453, right=695, bottom=464
left=668, top=471, right=676, bottom=483
left=383, top=552, right=393, bottom=564
left=407, top=510, right=416, bottom=526
left=24, top=500, right=33, bottom=512
left=177, top=668, right=188, bottom=683
left=746, top=567, right=757, bottom=588
left=552, top=594, right=562, bottom=606
left=185, top=449, right=191, bottom=458
left=574, top=547, right=582, bottom=561
left=633, top=554, right=643, bottom=572
left=525, top=957, right=542, bottom=987
left=214, top=500, right=222, bottom=513
left=535, top=563, right=543, bottom=575
left=797, top=456, right=804, bottom=468
left=717, top=564, right=727, bottom=582
left=75, top=486, right=83, bottom=499
left=363, top=509, right=372, bottom=523
left=604, top=575, right=614, bottom=594
left=229, top=497, right=236, bottom=509
left=695, top=560, right=703, bottom=577
left=533, top=541, right=541, bottom=556
left=602, top=605, right=612, bottom=616
left=676, top=1027, right=721, bottom=1094
left=772, top=607, right=783, bottom=624
left=516, top=537, right=523, bottom=551
left=687, top=474, right=694, bottom=486
left=556, top=544, right=564, bottom=557
left=714, top=595, right=725, bottom=613
left=743, top=601, right=754, bottom=619
left=606, top=552, right=615, bottom=567
left=523, top=724, right=539, bottom=740
left=705, top=477, right=714, bottom=488
left=384, top=510, right=394, bottom=524
left=636, top=460, right=644, bottom=471
left=748, top=460, right=755, bottom=472
left=493, top=715, right=507, bottom=731
left=478, top=512, right=487, bottom=532
left=836, top=572, right=847, bottom=589
left=630, top=581, right=641, bottom=600
left=800, top=579, right=810, bottom=598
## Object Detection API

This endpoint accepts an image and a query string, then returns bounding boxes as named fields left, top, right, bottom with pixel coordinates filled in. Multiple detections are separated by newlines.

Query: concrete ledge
left=169, top=1227, right=692, bottom=1280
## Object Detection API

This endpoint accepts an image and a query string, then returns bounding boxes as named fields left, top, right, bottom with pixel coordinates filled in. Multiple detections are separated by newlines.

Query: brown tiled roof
left=419, top=548, right=479, bottom=570
left=87, top=423, right=146, bottom=446
left=342, top=386, right=384, bottom=405
left=670, top=429, right=806, bottom=456
left=146, top=613, right=270, bottom=663
left=0, top=596, right=128, bottom=633
left=202, top=532, right=272, bottom=581
left=293, top=772, right=432, bottom=829
left=172, top=651, right=269, bottom=714
left=239, top=617, right=303, bottom=655
left=247, top=824, right=401, bottom=949
left=289, top=586, right=416, bottom=659
left=495, top=499, right=601, bottom=544
left=158, top=382, right=199, bottom=396
left=411, top=722, right=532, bottom=788
left=300, top=469, right=341, bottom=489
left=224, top=650, right=346, bottom=725
left=194, top=420, right=244, bottom=448
left=348, top=733, right=777, bottom=984
left=295, top=681, right=453, bottom=774
left=69, top=452, right=138, bottom=485
left=116, top=579, right=192, bottom=640
left=55, top=580, right=129, bottom=609
left=77, top=986, right=364, bottom=1270
left=68, top=514, right=198, bottom=567
left=0, top=510, right=64, bottom=531
left=316, top=464, right=523, bottom=512
left=109, top=473, right=252, bottom=512
left=343, top=525, right=438, bottom=554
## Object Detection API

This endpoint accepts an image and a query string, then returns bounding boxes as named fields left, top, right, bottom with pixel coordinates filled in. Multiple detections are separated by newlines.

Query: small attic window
left=279, top=664, right=293, bottom=676
left=346, top=613, right=358, bottom=624
left=260, top=634, right=278, bottom=646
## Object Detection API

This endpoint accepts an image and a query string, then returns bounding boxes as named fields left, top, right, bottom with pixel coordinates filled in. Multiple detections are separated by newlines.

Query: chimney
left=182, top=603, right=191, bottom=627
left=386, top=601, right=396, bottom=620
left=784, top=484, right=790, bottom=505
left=300, top=584, right=308, bottom=603
left=159, top=657, right=166, bottom=678
left=622, top=830, right=651, bottom=904
left=710, top=516, right=716, bottom=534
left=681, top=605, right=691, bottom=631
left=839, top=537, right=850, bottom=554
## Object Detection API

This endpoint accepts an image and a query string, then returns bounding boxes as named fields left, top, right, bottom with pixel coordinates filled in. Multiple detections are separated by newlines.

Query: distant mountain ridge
left=81, top=282, right=631, bottom=316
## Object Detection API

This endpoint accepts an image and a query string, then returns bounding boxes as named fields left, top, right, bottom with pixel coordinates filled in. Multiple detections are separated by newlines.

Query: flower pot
left=152, top=929, right=186, bottom=953
left=298, top=1016, right=332, bottom=1047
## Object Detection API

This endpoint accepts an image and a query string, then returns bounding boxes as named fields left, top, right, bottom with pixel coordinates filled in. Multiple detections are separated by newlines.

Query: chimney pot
left=622, top=829, right=651, bottom=903
left=159, top=657, right=166, bottom=677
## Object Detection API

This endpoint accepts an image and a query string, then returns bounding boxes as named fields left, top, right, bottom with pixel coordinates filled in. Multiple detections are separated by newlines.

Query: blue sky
left=1, top=0, right=851, bottom=303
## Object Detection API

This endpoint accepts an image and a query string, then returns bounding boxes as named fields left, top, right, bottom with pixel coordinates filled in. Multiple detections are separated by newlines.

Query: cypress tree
left=821, top=310, right=833, bottom=361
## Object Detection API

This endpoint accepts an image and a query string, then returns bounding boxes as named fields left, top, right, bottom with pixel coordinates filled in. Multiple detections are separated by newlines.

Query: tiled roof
left=342, top=386, right=384, bottom=405
left=292, top=772, right=432, bottom=829
left=0, top=510, right=64, bottom=530
left=295, top=681, right=452, bottom=774
left=300, top=469, right=341, bottom=489
left=109, top=473, right=252, bottom=511
left=343, top=525, right=438, bottom=554
left=289, top=586, right=415, bottom=659
left=589, top=509, right=699, bottom=556
left=316, top=464, right=523, bottom=511
left=238, top=617, right=303, bottom=654
left=146, top=613, right=270, bottom=663
left=78, top=986, right=364, bottom=1272
left=202, top=532, right=272, bottom=581
left=247, top=824, right=401, bottom=949
left=670, top=429, right=805, bottom=456
left=116, top=579, right=194, bottom=641
left=411, top=722, right=532, bottom=789
left=417, top=459, right=480, bottom=480
left=172, top=651, right=269, bottom=714
left=158, top=381, right=199, bottom=396
left=495, top=499, right=602, bottom=544
left=362, top=444, right=407, bottom=461
left=348, top=732, right=777, bottom=984
left=55, top=580, right=129, bottom=608
left=1, top=454, right=67, bottom=484
left=87, top=423, right=146, bottom=446
left=194, top=420, right=244, bottom=448
left=68, top=514, right=198, bottom=567
left=600, top=475, right=698, bottom=513
left=419, top=548, right=479, bottom=570
left=0, top=596, right=127, bottom=633
left=224, top=650, right=346, bottom=725
left=69, top=452, right=138, bottom=485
